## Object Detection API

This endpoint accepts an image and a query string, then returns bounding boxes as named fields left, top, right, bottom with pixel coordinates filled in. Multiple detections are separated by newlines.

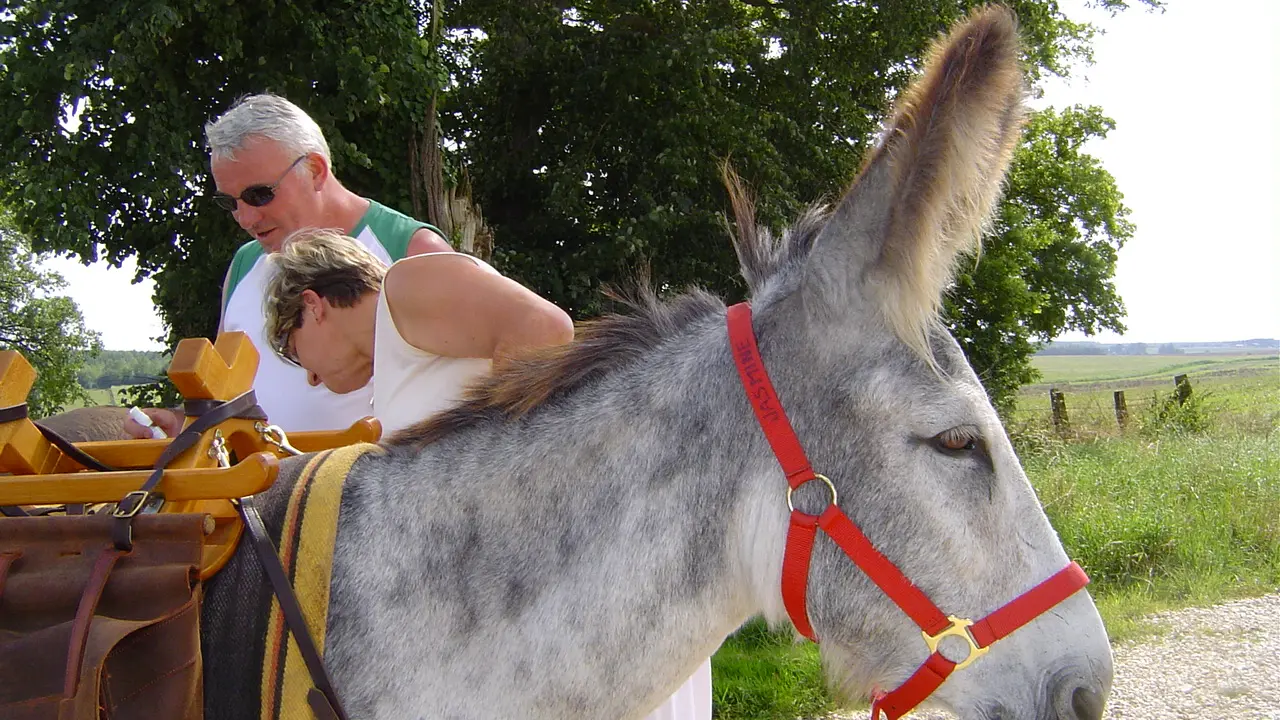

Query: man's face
left=210, top=136, right=321, bottom=252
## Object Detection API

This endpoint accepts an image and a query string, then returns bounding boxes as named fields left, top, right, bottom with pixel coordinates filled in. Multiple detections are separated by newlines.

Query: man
left=127, top=93, right=451, bottom=437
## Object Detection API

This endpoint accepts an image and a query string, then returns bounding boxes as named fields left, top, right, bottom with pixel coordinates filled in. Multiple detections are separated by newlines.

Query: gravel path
left=825, top=593, right=1280, bottom=719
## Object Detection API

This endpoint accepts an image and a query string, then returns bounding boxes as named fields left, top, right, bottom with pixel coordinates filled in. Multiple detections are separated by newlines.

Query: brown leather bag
left=0, top=513, right=207, bottom=720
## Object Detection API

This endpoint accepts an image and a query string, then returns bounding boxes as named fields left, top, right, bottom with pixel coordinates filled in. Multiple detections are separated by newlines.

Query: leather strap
left=1, top=403, right=114, bottom=517
left=726, top=305, right=817, bottom=487
left=35, top=421, right=118, bottom=472
left=63, top=547, right=124, bottom=697
left=0, top=549, right=21, bottom=597
left=729, top=303, right=951, bottom=639
left=0, top=402, right=118, bottom=472
left=818, top=507, right=950, bottom=635
left=185, top=398, right=267, bottom=420
left=0, top=403, right=28, bottom=423
left=969, top=562, right=1089, bottom=647
left=112, top=391, right=265, bottom=550
left=237, top=496, right=350, bottom=720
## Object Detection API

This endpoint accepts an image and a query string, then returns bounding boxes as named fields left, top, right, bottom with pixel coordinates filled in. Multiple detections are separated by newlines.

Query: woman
left=263, top=227, right=574, bottom=435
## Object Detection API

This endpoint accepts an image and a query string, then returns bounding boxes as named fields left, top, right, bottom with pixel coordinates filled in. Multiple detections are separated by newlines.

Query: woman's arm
left=382, top=253, right=574, bottom=363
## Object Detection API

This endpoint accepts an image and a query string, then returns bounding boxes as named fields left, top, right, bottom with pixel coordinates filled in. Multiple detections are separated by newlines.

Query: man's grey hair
left=204, top=93, right=331, bottom=162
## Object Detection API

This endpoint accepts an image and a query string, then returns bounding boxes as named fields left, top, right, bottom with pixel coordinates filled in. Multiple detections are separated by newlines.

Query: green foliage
left=0, top=0, right=1139, bottom=411
left=444, top=4, right=1130, bottom=414
left=1142, top=388, right=1212, bottom=436
left=946, top=106, right=1131, bottom=413
left=1031, top=432, right=1279, bottom=602
left=444, top=1, right=1102, bottom=313
left=1013, top=365, right=1279, bottom=640
left=115, top=378, right=183, bottom=410
left=0, top=225, right=102, bottom=416
left=0, top=0, right=443, bottom=344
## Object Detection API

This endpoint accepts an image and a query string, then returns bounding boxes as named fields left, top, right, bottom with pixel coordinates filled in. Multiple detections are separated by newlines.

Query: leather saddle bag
left=0, top=513, right=206, bottom=720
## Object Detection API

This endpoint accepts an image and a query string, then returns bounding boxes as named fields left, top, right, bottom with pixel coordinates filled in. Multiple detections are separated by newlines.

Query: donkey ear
left=802, top=6, right=1025, bottom=349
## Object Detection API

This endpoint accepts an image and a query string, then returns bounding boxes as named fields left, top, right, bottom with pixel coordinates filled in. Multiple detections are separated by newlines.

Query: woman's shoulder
left=386, top=252, right=495, bottom=283
left=383, top=252, right=493, bottom=308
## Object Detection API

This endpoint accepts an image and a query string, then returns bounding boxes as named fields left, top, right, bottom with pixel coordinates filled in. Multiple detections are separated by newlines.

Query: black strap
left=185, top=398, right=267, bottom=420
left=0, top=404, right=28, bottom=424
left=0, top=406, right=31, bottom=513
left=1, top=404, right=103, bottom=516
left=33, top=422, right=118, bottom=473
left=237, top=495, right=350, bottom=720
left=0, top=402, right=117, bottom=472
left=111, top=391, right=266, bottom=550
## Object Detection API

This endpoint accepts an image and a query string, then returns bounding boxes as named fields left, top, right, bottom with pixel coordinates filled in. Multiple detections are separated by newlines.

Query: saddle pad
left=261, top=442, right=381, bottom=720
left=199, top=442, right=381, bottom=720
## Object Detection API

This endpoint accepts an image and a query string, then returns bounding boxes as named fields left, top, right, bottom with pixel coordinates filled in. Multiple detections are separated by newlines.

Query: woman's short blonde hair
left=263, top=228, right=386, bottom=362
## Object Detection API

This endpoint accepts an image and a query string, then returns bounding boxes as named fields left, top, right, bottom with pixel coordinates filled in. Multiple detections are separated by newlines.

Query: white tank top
left=221, top=232, right=394, bottom=432
left=371, top=253, right=497, bottom=436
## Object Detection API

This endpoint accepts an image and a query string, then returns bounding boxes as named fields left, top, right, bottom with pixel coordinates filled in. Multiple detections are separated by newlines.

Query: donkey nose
left=1051, top=677, right=1105, bottom=720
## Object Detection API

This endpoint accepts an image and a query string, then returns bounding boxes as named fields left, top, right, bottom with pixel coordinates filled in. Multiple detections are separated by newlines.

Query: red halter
left=726, top=303, right=1089, bottom=719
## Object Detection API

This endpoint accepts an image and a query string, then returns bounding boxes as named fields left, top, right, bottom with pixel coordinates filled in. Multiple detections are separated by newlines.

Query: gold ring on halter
left=786, top=473, right=837, bottom=513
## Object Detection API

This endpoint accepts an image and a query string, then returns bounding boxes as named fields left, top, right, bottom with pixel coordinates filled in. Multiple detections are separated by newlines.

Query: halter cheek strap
left=726, top=303, right=1089, bottom=719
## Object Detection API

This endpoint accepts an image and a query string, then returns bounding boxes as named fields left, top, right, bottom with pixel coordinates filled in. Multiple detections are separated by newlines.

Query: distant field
left=1028, top=353, right=1278, bottom=387
left=1016, top=354, right=1279, bottom=436
left=62, top=387, right=124, bottom=410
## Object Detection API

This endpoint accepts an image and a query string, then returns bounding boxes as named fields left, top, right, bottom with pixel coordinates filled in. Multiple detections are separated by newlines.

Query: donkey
left=33, top=405, right=130, bottom=442
left=198, top=6, right=1112, bottom=719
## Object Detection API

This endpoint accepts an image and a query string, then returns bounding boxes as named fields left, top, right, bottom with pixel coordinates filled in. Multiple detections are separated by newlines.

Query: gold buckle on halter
left=922, top=615, right=990, bottom=671
left=786, top=473, right=837, bottom=513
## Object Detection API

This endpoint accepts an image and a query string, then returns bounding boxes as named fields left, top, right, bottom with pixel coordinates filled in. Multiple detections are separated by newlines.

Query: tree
left=946, top=106, right=1130, bottom=410
left=0, top=0, right=443, bottom=344
left=441, top=0, right=1144, bottom=410
left=0, top=225, right=102, bottom=417
left=0, top=0, right=1153, bottom=411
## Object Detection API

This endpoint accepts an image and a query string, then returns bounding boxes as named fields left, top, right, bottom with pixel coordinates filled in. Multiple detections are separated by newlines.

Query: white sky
left=38, top=0, right=1280, bottom=351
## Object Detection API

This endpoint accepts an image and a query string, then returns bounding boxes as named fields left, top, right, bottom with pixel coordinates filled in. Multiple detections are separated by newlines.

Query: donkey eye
left=935, top=426, right=978, bottom=453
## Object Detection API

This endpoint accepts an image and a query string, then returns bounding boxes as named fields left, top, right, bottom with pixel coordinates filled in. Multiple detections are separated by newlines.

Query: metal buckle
left=786, top=473, right=837, bottom=513
left=255, top=421, right=302, bottom=457
left=113, top=490, right=151, bottom=519
left=922, top=615, right=990, bottom=671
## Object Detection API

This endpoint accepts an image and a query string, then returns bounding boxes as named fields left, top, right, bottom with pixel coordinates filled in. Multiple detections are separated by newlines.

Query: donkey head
left=733, top=6, right=1112, bottom=719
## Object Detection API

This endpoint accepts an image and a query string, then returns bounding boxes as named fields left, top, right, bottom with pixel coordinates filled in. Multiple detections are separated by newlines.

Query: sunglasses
left=274, top=330, right=303, bottom=368
left=211, top=155, right=307, bottom=212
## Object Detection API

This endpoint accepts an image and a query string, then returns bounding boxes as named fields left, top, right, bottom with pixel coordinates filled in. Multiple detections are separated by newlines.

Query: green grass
left=712, top=619, right=833, bottom=720
left=712, top=357, right=1279, bottom=718
left=59, top=386, right=125, bottom=410
left=1030, top=433, right=1279, bottom=639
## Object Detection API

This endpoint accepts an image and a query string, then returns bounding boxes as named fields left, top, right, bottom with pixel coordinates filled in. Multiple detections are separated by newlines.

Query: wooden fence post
left=1050, top=388, right=1069, bottom=431
left=1113, top=390, right=1129, bottom=428
left=1174, top=374, right=1193, bottom=405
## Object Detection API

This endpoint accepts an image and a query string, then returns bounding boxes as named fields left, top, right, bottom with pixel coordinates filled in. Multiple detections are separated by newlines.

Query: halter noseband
left=727, top=303, right=1088, bottom=719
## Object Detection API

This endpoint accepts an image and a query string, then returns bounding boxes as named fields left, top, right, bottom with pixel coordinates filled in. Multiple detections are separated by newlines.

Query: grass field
left=1027, top=352, right=1277, bottom=387
left=712, top=352, right=1279, bottom=719
left=61, top=387, right=124, bottom=409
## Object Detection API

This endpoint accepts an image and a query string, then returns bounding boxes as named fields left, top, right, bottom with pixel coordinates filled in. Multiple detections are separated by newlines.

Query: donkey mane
left=387, top=287, right=721, bottom=446
left=388, top=182, right=832, bottom=449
